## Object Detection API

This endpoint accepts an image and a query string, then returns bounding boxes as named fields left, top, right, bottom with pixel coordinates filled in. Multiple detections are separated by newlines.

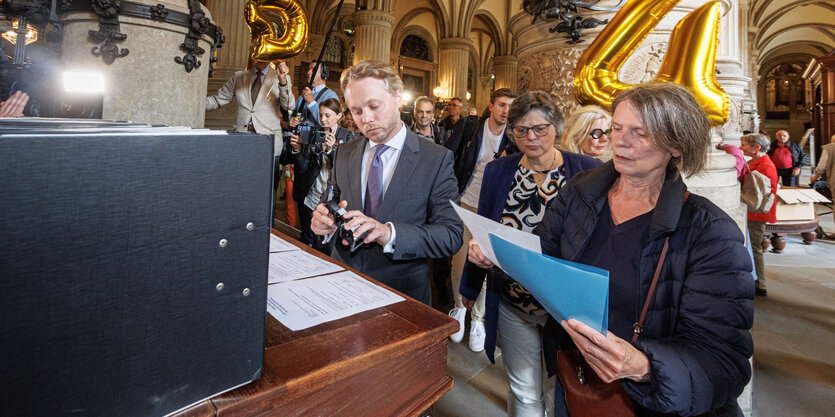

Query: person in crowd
left=472, top=82, right=752, bottom=416
left=768, top=129, right=805, bottom=186
left=468, top=107, right=479, bottom=117
left=559, top=105, right=612, bottom=161
left=740, top=133, right=778, bottom=296
left=412, top=95, right=453, bottom=305
left=339, top=108, right=358, bottom=132
left=449, top=88, right=518, bottom=352
left=287, top=98, right=354, bottom=250
left=206, top=58, right=293, bottom=157
left=291, top=61, right=338, bottom=127
left=717, top=140, right=746, bottom=180
left=310, top=61, right=463, bottom=305
left=810, top=134, right=835, bottom=237
left=440, top=97, right=475, bottom=156
left=0, top=90, right=28, bottom=117
left=412, top=96, right=447, bottom=145
left=460, top=90, right=601, bottom=414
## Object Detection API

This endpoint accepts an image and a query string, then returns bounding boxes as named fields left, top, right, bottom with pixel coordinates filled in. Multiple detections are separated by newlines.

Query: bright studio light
left=63, top=72, right=105, bottom=94
left=403, top=91, right=412, bottom=105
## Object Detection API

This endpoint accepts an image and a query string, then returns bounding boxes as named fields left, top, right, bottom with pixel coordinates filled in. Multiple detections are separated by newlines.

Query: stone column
left=816, top=56, right=835, bottom=150
left=493, top=55, right=518, bottom=91
left=60, top=0, right=216, bottom=128
left=352, top=10, right=394, bottom=65
left=203, top=0, right=251, bottom=130
left=437, top=37, right=471, bottom=103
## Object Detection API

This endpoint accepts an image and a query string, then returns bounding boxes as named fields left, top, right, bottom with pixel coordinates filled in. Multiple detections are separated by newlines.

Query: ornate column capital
left=492, top=55, right=518, bottom=67
left=351, top=9, right=394, bottom=29
left=438, top=37, right=472, bottom=52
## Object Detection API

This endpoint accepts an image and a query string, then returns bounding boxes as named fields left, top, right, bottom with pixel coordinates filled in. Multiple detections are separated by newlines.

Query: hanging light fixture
left=2, top=19, right=38, bottom=45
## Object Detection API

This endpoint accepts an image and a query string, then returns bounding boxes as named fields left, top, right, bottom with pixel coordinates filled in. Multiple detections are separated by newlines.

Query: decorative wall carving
left=619, top=42, right=667, bottom=84
left=518, top=47, right=584, bottom=117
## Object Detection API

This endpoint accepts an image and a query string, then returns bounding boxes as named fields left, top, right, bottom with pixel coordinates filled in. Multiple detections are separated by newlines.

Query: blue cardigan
left=458, top=150, right=601, bottom=363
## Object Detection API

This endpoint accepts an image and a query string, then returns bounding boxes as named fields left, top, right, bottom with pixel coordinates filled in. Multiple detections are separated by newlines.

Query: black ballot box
left=0, top=120, right=274, bottom=417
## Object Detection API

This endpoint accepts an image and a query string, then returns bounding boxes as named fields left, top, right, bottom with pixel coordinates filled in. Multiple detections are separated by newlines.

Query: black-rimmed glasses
left=512, top=123, right=552, bottom=138
left=589, top=128, right=611, bottom=140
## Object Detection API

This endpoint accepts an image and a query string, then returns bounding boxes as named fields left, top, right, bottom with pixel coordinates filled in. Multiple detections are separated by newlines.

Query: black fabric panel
left=0, top=132, right=273, bottom=417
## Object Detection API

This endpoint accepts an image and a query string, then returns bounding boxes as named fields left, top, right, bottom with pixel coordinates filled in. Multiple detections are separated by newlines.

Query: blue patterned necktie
left=364, top=144, right=390, bottom=218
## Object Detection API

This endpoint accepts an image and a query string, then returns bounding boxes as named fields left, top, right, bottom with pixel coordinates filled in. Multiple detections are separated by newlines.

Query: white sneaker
left=448, top=307, right=466, bottom=343
left=469, top=320, right=486, bottom=352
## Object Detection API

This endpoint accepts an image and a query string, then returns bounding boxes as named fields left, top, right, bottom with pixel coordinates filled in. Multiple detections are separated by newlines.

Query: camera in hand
left=297, top=123, right=328, bottom=146
left=325, top=200, right=368, bottom=253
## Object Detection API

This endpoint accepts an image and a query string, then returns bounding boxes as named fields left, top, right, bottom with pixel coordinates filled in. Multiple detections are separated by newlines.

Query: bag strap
left=632, top=190, right=690, bottom=343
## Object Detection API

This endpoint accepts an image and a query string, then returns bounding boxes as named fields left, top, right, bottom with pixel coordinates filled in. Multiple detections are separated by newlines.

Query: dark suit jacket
left=454, top=117, right=517, bottom=193
left=328, top=127, right=464, bottom=304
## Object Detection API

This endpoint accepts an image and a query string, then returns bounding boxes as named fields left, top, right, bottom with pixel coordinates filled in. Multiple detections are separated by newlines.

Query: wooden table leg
left=770, top=234, right=786, bottom=253
left=801, top=231, right=816, bottom=245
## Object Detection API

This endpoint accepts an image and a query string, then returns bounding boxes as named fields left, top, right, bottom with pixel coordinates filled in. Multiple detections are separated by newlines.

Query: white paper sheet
left=450, top=200, right=541, bottom=268
left=266, top=271, right=405, bottom=331
left=270, top=234, right=298, bottom=252
left=268, top=250, right=344, bottom=283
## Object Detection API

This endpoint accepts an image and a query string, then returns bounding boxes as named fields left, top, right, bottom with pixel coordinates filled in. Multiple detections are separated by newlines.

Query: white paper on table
left=268, top=250, right=344, bottom=283
left=266, top=271, right=405, bottom=331
left=270, top=234, right=299, bottom=253
left=449, top=200, right=541, bottom=268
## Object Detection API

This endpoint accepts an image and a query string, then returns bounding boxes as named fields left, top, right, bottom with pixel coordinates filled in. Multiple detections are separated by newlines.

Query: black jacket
left=453, top=117, right=517, bottom=193
left=439, top=115, right=477, bottom=156
left=535, top=161, right=754, bottom=417
left=288, top=127, right=354, bottom=203
left=411, top=122, right=448, bottom=146
left=767, top=140, right=806, bottom=169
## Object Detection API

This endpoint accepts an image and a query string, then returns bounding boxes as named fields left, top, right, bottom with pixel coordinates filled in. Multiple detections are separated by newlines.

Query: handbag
left=557, top=221, right=677, bottom=417
left=741, top=162, right=775, bottom=213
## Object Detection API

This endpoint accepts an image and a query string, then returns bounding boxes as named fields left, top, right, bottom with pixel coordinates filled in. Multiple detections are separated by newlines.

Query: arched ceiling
left=751, top=0, right=835, bottom=72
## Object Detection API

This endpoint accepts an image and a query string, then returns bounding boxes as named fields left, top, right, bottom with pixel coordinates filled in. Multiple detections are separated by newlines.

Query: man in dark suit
left=310, top=61, right=463, bottom=305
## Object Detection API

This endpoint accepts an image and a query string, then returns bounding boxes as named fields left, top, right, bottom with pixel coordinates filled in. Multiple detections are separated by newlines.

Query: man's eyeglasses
left=512, top=123, right=552, bottom=138
left=589, top=128, right=612, bottom=140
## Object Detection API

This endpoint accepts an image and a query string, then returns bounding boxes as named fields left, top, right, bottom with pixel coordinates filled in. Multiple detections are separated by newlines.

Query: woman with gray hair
left=459, top=90, right=601, bottom=416
left=740, top=132, right=778, bottom=296
left=525, top=82, right=754, bottom=416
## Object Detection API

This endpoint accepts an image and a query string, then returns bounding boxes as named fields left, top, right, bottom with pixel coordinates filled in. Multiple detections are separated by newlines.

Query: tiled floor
left=433, top=205, right=835, bottom=417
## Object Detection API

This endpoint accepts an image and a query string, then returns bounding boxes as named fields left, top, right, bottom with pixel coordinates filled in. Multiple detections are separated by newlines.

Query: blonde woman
left=559, top=105, right=612, bottom=160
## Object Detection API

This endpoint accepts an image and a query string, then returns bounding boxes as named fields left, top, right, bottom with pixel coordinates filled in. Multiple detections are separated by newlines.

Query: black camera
left=325, top=200, right=367, bottom=253
left=297, top=124, right=328, bottom=146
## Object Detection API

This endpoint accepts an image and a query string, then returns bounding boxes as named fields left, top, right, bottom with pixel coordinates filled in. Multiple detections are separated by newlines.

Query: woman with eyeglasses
left=560, top=105, right=612, bottom=160
left=458, top=91, right=601, bottom=416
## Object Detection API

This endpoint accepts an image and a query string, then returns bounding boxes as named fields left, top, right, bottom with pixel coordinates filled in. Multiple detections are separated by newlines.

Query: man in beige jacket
left=811, top=134, right=835, bottom=238
left=206, top=60, right=294, bottom=156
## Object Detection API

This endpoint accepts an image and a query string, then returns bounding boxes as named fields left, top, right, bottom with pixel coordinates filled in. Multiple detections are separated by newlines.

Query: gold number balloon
left=574, top=0, right=729, bottom=126
left=245, top=0, right=308, bottom=61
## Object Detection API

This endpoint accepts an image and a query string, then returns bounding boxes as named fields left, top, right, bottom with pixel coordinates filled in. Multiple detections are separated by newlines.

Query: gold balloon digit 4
left=574, top=0, right=729, bottom=126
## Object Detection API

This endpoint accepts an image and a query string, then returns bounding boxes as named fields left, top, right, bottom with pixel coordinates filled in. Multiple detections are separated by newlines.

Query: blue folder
left=489, top=234, right=610, bottom=333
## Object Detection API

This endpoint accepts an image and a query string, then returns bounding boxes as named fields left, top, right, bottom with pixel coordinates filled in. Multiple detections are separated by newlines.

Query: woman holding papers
left=739, top=133, right=778, bottom=297
left=524, top=83, right=753, bottom=416
left=458, top=91, right=601, bottom=416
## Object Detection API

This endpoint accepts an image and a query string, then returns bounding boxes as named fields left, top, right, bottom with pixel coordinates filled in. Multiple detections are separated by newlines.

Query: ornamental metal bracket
left=174, top=0, right=209, bottom=73
left=88, top=0, right=129, bottom=64
left=523, top=0, right=625, bottom=44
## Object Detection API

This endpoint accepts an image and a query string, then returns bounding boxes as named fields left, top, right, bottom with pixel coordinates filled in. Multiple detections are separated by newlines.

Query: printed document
left=267, top=271, right=405, bottom=331
left=270, top=233, right=298, bottom=252
left=449, top=200, right=541, bottom=268
left=268, top=250, right=343, bottom=283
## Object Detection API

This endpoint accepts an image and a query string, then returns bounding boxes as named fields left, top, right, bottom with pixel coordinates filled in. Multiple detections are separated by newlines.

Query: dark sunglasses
left=589, top=128, right=612, bottom=140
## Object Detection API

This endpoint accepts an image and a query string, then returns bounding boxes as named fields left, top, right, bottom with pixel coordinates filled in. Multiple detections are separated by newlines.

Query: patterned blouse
left=501, top=163, right=567, bottom=314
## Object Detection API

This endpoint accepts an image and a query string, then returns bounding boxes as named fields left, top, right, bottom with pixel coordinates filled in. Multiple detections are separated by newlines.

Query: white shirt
left=461, top=119, right=504, bottom=207
left=361, top=123, right=407, bottom=207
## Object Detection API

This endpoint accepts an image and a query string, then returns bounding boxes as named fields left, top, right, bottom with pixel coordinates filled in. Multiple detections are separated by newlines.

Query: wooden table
left=175, top=230, right=457, bottom=417
left=763, top=218, right=820, bottom=252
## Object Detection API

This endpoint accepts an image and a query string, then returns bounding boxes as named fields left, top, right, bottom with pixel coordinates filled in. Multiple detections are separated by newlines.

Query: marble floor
left=431, top=205, right=835, bottom=417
